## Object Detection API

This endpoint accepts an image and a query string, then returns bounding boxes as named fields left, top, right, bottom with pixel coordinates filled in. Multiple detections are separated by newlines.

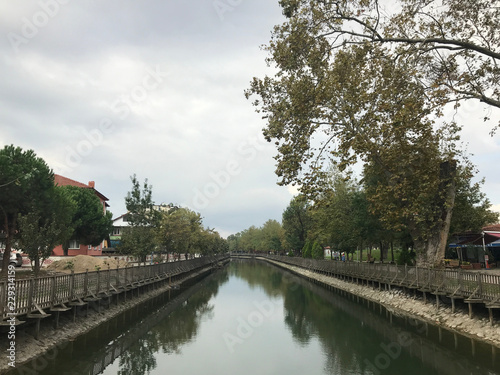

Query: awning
left=455, top=232, right=500, bottom=246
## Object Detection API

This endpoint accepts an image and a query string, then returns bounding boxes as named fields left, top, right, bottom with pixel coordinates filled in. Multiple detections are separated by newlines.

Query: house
left=110, top=204, right=174, bottom=249
left=52, top=174, right=110, bottom=256
left=109, top=213, right=131, bottom=249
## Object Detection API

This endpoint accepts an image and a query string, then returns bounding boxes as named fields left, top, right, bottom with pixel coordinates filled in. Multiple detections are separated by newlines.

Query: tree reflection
left=115, top=270, right=229, bottom=374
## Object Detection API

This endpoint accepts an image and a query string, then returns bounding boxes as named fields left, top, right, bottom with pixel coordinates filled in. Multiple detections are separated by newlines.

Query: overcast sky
left=1, top=1, right=499, bottom=238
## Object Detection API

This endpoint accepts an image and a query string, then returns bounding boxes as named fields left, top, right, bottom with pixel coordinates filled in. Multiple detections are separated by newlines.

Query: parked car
left=0, top=251, right=23, bottom=268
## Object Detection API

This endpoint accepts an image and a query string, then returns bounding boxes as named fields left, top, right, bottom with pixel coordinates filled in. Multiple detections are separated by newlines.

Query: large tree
left=0, top=145, right=54, bottom=278
left=248, top=33, right=461, bottom=266
left=276, top=0, right=500, bottom=121
left=282, top=195, right=312, bottom=253
left=60, top=185, right=113, bottom=256
left=18, top=186, right=76, bottom=276
left=156, top=207, right=203, bottom=259
left=120, top=175, right=159, bottom=263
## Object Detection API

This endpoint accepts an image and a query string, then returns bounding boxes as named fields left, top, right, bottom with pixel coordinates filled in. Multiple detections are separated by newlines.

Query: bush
left=397, top=247, right=415, bottom=266
left=302, top=241, right=312, bottom=258
left=312, top=241, right=323, bottom=260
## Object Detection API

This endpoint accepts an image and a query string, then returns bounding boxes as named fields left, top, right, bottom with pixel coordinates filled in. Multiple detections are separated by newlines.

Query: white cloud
left=1, top=0, right=499, bottom=236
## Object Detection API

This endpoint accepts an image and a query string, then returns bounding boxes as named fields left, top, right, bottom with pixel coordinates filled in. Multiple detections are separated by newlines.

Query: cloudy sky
left=1, top=1, right=499, bottom=238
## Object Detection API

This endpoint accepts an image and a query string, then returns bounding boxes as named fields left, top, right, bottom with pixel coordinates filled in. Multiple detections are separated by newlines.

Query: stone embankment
left=267, top=259, right=500, bottom=348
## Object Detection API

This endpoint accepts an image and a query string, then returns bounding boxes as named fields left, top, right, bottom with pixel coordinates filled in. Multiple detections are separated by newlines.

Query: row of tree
left=245, top=0, right=500, bottom=266
left=229, top=164, right=497, bottom=265
left=0, top=145, right=113, bottom=277
left=227, top=219, right=285, bottom=254
left=118, top=175, right=228, bottom=263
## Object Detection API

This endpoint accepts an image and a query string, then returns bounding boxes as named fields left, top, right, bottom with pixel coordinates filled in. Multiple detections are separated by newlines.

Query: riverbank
left=0, top=265, right=214, bottom=373
left=265, top=258, right=500, bottom=348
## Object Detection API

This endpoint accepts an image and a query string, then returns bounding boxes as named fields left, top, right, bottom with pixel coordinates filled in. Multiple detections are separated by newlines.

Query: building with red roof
left=52, top=174, right=110, bottom=256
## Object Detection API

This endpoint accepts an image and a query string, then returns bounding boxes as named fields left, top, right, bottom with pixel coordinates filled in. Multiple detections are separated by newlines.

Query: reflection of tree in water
left=232, top=261, right=442, bottom=375
left=117, top=269, right=229, bottom=375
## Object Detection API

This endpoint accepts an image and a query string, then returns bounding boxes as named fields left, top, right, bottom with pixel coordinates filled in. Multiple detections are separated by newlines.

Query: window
left=113, top=227, right=121, bottom=235
left=69, top=240, right=80, bottom=249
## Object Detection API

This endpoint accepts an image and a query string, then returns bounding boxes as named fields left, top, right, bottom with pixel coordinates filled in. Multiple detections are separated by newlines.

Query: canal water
left=9, top=260, right=500, bottom=374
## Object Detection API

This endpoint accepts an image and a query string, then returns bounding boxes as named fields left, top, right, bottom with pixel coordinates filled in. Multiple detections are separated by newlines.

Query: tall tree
left=120, top=175, right=159, bottom=263
left=17, top=186, right=76, bottom=276
left=449, top=166, right=499, bottom=235
left=156, top=207, right=203, bottom=259
left=60, top=185, right=113, bottom=256
left=275, top=0, right=500, bottom=122
left=0, top=145, right=54, bottom=278
left=247, top=17, right=461, bottom=266
left=282, top=195, right=312, bottom=254
left=260, top=219, right=285, bottom=253
left=310, top=170, right=361, bottom=258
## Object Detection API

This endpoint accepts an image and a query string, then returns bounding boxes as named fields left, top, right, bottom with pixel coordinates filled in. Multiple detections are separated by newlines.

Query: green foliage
left=449, top=167, right=499, bottom=235
left=302, top=240, right=312, bottom=258
left=311, top=241, right=323, bottom=260
left=119, top=175, right=158, bottom=263
left=17, top=187, right=75, bottom=276
left=282, top=195, right=312, bottom=252
left=61, top=185, right=113, bottom=254
left=272, top=0, right=500, bottom=121
left=0, top=145, right=54, bottom=277
left=246, top=2, right=484, bottom=266
left=156, top=207, right=202, bottom=255
left=227, top=220, right=285, bottom=253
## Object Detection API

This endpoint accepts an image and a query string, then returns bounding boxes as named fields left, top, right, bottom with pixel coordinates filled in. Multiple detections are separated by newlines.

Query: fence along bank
left=0, top=255, right=229, bottom=338
left=232, top=253, right=500, bottom=325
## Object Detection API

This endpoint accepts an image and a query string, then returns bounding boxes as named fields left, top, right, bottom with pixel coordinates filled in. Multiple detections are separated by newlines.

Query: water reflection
left=230, top=260, right=500, bottom=375
left=10, top=260, right=500, bottom=375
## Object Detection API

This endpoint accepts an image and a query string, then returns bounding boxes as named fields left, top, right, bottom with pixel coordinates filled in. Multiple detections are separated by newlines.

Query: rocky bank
left=268, top=259, right=500, bottom=348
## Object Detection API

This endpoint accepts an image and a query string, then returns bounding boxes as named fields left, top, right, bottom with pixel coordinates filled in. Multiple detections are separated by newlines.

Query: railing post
left=69, top=270, right=75, bottom=300
left=50, top=275, right=56, bottom=307
left=27, top=278, right=34, bottom=313
left=478, top=273, right=483, bottom=299
left=107, top=265, right=111, bottom=294
left=84, top=270, right=89, bottom=297
left=96, top=268, right=101, bottom=295
left=458, top=268, right=463, bottom=295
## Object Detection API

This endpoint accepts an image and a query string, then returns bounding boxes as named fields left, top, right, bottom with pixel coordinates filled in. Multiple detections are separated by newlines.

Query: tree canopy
left=120, top=175, right=159, bottom=263
left=0, top=145, right=54, bottom=277
left=60, top=185, right=113, bottom=256
left=244, top=0, right=500, bottom=266
left=276, top=0, right=500, bottom=119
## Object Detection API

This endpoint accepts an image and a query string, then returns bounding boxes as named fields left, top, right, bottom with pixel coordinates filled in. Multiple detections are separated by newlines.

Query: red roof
left=484, top=224, right=500, bottom=232
left=54, top=174, right=90, bottom=188
left=54, top=174, right=109, bottom=204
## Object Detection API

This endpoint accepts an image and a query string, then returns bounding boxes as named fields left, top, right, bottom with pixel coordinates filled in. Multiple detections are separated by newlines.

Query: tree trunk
left=414, top=162, right=456, bottom=267
left=1, top=214, right=15, bottom=279
left=33, top=256, right=40, bottom=278
left=390, top=242, right=394, bottom=263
